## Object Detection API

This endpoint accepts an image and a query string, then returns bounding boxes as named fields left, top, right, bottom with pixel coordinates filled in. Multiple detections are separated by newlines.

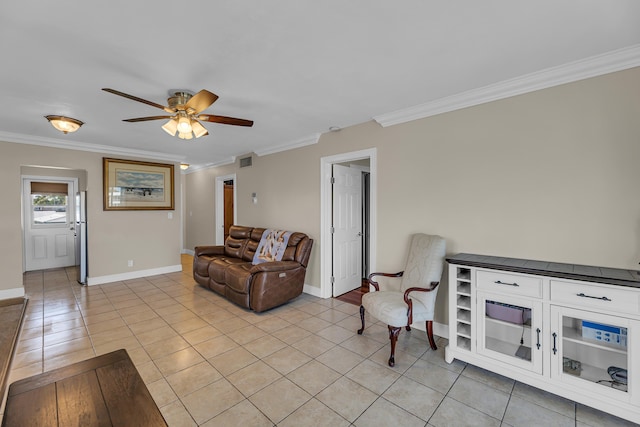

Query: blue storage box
left=581, top=321, right=627, bottom=347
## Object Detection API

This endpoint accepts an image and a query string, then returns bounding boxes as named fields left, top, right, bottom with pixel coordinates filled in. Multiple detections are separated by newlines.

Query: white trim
left=303, top=283, right=322, bottom=298
left=254, top=133, right=321, bottom=157
left=0, top=287, right=25, bottom=299
left=184, top=157, right=237, bottom=173
left=407, top=320, right=448, bottom=336
left=374, top=44, right=640, bottom=127
left=215, top=174, right=237, bottom=245
left=320, top=148, right=377, bottom=299
left=87, top=264, right=182, bottom=286
left=0, top=131, right=185, bottom=163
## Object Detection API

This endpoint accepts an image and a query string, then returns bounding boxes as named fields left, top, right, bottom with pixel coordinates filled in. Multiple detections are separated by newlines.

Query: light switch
left=168, top=212, right=173, bottom=219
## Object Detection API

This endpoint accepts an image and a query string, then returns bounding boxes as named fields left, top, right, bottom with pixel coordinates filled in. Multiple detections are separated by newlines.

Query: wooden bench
left=2, top=349, right=167, bottom=426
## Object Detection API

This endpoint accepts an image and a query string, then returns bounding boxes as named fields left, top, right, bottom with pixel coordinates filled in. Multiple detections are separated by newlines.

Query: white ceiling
left=1, top=1, right=639, bottom=169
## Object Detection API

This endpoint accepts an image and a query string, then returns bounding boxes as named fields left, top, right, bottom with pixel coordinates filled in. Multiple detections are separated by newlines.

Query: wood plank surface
left=96, top=359, right=167, bottom=426
left=2, top=349, right=167, bottom=427
left=57, top=370, right=112, bottom=427
left=2, top=382, right=58, bottom=427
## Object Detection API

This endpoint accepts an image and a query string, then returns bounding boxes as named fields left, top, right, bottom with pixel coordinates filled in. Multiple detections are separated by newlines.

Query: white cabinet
left=549, top=305, right=637, bottom=404
left=477, top=291, right=543, bottom=374
left=445, top=254, right=640, bottom=424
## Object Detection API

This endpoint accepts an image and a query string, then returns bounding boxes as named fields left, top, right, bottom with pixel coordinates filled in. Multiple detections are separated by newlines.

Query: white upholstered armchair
left=357, top=233, right=446, bottom=367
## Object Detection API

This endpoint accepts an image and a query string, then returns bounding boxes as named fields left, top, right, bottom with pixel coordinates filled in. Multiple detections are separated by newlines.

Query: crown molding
left=182, top=156, right=237, bottom=174
left=254, top=133, right=321, bottom=157
left=374, top=44, right=640, bottom=127
left=0, top=131, right=185, bottom=163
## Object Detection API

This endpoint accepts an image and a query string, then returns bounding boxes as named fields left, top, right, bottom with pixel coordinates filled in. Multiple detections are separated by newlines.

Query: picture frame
left=103, top=158, right=174, bottom=211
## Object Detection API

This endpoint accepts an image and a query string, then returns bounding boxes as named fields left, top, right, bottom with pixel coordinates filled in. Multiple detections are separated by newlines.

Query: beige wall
left=185, top=67, right=640, bottom=325
left=0, top=142, right=182, bottom=294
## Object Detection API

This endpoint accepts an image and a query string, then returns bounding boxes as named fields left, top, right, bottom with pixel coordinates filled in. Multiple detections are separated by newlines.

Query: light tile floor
left=2, top=256, right=637, bottom=426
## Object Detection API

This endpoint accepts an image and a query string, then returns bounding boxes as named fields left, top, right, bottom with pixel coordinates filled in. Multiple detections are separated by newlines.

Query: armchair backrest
left=400, top=234, right=446, bottom=311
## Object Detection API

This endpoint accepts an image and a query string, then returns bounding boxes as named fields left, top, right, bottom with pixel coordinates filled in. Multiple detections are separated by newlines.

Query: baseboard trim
left=87, top=264, right=183, bottom=286
left=303, top=283, right=323, bottom=298
left=0, top=288, right=25, bottom=300
left=407, top=320, right=449, bottom=338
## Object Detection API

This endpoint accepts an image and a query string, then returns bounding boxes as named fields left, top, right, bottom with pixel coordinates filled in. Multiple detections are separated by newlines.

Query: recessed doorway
left=320, top=148, right=377, bottom=299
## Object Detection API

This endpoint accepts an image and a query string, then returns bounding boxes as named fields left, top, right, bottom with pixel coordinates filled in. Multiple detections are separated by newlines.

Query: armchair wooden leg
left=406, top=326, right=411, bottom=331
left=426, top=320, right=437, bottom=350
left=357, top=305, right=365, bottom=335
left=388, top=326, right=401, bottom=367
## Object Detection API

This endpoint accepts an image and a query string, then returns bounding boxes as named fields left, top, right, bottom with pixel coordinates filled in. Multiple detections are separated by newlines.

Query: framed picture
left=103, top=158, right=174, bottom=210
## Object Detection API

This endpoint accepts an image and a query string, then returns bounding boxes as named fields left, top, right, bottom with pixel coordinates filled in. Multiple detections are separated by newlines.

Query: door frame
left=22, top=175, right=78, bottom=272
left=215, top=173, right=237, bottom=245
left=320, top=148, right=377, bottom=299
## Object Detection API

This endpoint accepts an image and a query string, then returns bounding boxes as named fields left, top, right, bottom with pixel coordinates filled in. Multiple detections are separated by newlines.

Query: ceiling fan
left=102, top=88, right=253, bottom=140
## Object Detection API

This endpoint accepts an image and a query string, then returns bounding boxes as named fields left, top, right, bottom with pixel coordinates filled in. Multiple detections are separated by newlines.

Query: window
left=30, top=182, right=69, bottom=226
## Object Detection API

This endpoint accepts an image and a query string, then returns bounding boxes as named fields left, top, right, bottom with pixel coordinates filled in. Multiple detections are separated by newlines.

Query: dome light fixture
left=180, top=163, right=190, bottom=170
left=45, top=115, right=84, bottom=134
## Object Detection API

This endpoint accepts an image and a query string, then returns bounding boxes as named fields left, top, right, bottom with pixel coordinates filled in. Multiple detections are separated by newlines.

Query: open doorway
left=320, top=148, right=377, bottom=300
left=215, top=174, right=237, bottom=245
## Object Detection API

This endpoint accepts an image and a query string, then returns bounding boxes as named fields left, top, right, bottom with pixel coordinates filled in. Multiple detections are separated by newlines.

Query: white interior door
left=332, top=164, right=362, bottom=296
left=23, top=178, right=77, bottom=271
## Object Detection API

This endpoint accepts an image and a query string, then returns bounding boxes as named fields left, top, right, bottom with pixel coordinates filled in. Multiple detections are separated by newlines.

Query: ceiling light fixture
left=45, top=115, right=84, bottom=134
left=180, top=163, right=190, bottom=170
left=177, top=112, right=192, bottom=134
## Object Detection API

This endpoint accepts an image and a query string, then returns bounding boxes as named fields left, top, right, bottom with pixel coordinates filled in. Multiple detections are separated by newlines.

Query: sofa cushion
left=225, top=263, right=253, bottom=294
left=194, top=255, right=216, bottom=277
left=209, top=257, right=246, bottom=283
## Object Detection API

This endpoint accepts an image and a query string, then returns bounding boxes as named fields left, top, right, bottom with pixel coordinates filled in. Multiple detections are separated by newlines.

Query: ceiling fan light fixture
left=45, top=115, right=83, bottom=134
left=178, top=131, right=193, bottom=140
left=191, top=120, right=208, bottom=138
left=177, top=114, right=192, bottom=134
left=161, top=118, right=178, bottom=136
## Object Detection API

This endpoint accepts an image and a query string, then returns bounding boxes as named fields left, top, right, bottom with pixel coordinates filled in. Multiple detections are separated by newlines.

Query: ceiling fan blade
left=123, top=116, right=173, bottom=122
left=198, top=114, right=254, bottom=127
left=185, top=90, right=219, bottom=114
left=102, top=88, right=170, bottom=111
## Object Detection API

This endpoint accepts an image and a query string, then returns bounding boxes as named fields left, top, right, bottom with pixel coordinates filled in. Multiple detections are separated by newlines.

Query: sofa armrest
left=194, top=245, right=225, bottom=257
left=250, top=261, right=301, bottom=273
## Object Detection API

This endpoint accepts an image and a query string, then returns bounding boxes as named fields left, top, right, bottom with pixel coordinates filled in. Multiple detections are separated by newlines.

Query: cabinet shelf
left=457, top=282, right=471, bottom=295
left=457, top=322, right=471, bottom=338
left=457, top=336, right=471, bottom=351
left=562, top=326, right=627, bottom=355
left=456, top=268, right=471, bottom=281
left=457, top=295, right=471, bottom=309
left=564, top=361, right=628, bottom=393
left=456, top=308, right=471, bottom=323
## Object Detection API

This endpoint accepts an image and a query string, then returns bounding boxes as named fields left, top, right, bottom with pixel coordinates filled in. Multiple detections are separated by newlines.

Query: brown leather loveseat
left=193, top=225, right=314, bottom=312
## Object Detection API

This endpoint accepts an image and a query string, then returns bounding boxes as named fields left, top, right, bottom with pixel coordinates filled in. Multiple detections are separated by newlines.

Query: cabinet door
left=477, top=291, right=543, bottom=374
left=550, top=306, right=635, bottom=403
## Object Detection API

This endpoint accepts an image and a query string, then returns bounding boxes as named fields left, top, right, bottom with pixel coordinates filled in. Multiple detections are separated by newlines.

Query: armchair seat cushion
left=362, top=291, right=434, bottom=327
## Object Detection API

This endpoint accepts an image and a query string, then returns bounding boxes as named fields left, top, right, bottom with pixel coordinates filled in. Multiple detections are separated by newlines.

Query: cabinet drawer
left=476, top=270, right=542, bottom=298
left=550, top=280, right=640, bottom=315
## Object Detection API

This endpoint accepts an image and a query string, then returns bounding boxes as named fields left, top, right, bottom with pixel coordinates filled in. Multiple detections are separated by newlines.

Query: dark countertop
left=446, top=253, right=640, bottom=289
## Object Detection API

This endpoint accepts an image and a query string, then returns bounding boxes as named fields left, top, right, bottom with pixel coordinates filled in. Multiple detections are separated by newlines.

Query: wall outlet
left=127, top=260, right=134, bottom=267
